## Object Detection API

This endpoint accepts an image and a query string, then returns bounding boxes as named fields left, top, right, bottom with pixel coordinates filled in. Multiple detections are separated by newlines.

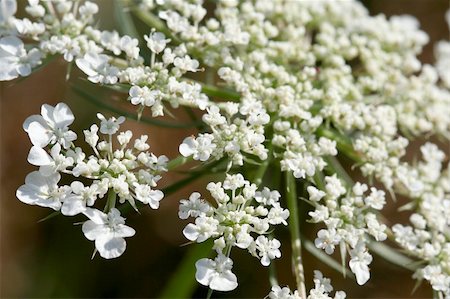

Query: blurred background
left=1, top=0, right=449, bottom=298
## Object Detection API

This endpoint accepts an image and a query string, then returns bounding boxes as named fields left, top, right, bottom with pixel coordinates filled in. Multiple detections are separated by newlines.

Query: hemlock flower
left=82, top=208, right=135, bottom=259
left=23, top=102, right=76, bottom=149
left=180, top=174, right=288, bottom=289
left=75, top=53, right=119, bottom=84
left=0, top=35, right=41, bottom=81
left=349, top=242, right=373, bottom=285
left=144, top=31, right=170, bottom=54
left=16, top=171, right=67, bottom=211
left=18, top=102, right=167, bottom=260
left=195, top=255, right=238, bottom=292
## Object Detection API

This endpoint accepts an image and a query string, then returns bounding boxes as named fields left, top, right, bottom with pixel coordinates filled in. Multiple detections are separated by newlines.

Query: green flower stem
left=324, top=156, right=354, bottom=187
left=167, top=155, right=192, bottom=171
left=268, top=251, right=279, bottom=287
left=368, top=242, right=418, bottom=272
left=199, top=82, right=241, bottom=102
left=303, top=238, right=355, bottom=279
left=103, top=190, right=117, bottom=213
left=73, top=85, right=202, bottom=128
left=285, top=171, right=307, bottom=299
left=128, top=6, right=180, bottom=44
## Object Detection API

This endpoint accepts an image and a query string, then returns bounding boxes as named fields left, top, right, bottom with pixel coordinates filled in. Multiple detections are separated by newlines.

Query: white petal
left=0, top=0, right=17, bottom=23
left=61, top=196, right=86, bottom=216
left=95, top=235, right=126, bottom=259
left=82, top=207, right=107, bottom=224
left=210, top=272, right=238, bottom=291
left=53, top=102, right=74, bottom=128
left=16, top=184, right=39, bottom=205
left=82, top=220, right=108, bottom=241
left=195, top=258, right=216, bottom=286
left=182, top=223, right=199, bottom=241
left=148, top=190, right=164, bottom=209
left=25, top=171, right=60, bottom=189
left=179, top=137, right=196, bottom=157
left=41, top=104, right=55, bottom=124
left=349, top=260, right=370, bottom=285
left=27, top=146, right=52, bottom=166
left=75, top=57, right=97, bottom=77
left=115, top=224, right=136, bottom=238
left=27, top=121, right=51, bottom=148
left=0, top=36, right=22, bottom=56
left=23, top=115, right=44, bottom=132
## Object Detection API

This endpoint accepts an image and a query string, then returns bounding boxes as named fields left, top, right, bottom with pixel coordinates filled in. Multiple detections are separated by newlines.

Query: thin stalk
left=199, top=82, right=240, bottom=102
left=285, top=171, right=307, bottom=299
left=324, top=156, right=353, bottom=187
left=206, top=288, right=213, bottom=299
left=167, top=155, right=192, bottom=171
left=268, top=252, right=279, bottom=287
left=103, top=190, right=117, bottom=213
left=73, top=85, right=202, bottom=129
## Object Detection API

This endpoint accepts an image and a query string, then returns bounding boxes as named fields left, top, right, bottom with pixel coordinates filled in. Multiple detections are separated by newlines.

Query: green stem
left=104, top=190, right=117, bottom=213
left=167, top=155, right=192, bottom=171
left=73, top=85, right=202, bottom=129
left=285, top=171, right=307, bottom=299
left=303, top=238, right=354, bottom=279
left=199, top=82, right=240, bottom=102
left=206, top=288, right=213, bottom=299
left=324, top=156, right=354, bottom=187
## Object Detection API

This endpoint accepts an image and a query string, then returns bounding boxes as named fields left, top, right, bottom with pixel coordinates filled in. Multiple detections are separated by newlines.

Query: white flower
left=129, top=86, right=159, bottom=107
left=0, top=36, right=41, bottom=81
left=133, top=183, right=164, bottom=209
left=183, top=216, right=219, bottom=242
left=144, top=31, right=170, bottom=54
left=179, top=135, right=216, bottom=161
left=223, top=173, right=247, bottom=191
left=349, top=242, right=373, bottom=285
left=255, top=236, right=281, bottom=266
left=23, top=102, right=77, bottom=149
left=61, top=181, right=99, bottom=216
left=16, top=171, right=66, bottom=210
left=364, top=188, right=385, bottom=210
left=27, top=143, right=74, bottom=176
left=0, top=0, right=16, bottom=24
left=82, top=208, right=135, bottom=259
left=255, top=187, right=281, bottom=206
left=307, top=186, right=326, bottom=202
left=97, top=113, right=125, bottom=135
left=195, top=255, right=238, bottom=291
left=173, top=55, right=199, bottom=72
left=75, top=53, right=119, bottom=84
left=267, top=203, right=289, bottom=225
left=315, top=228, right=340, bottom=255
left=179, top=192, right=211, bottom=219
left=84, top=124, right=99, bottom=148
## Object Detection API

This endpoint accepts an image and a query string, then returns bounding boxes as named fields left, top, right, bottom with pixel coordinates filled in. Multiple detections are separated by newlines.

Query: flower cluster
left=306, top=176, right=387, bottom=285
left=3, top=0, right=450, bottom=297
left=179, top=101, right=269, bottom=167
left=17, top=102, right=167, bottom=259
left=179, top=174, right=288, bottom=291
left=0, top=0, right=208, bottom=117
left=268, top=270, right=346, bottom=299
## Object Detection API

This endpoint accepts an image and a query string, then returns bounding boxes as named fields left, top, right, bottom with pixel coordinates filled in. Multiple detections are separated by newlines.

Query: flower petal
left=95, top=235, right=126, bottom=259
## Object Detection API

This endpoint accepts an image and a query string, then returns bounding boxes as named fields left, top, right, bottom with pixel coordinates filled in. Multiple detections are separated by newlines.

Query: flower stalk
left=285, top=171, right=307, bottom=299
